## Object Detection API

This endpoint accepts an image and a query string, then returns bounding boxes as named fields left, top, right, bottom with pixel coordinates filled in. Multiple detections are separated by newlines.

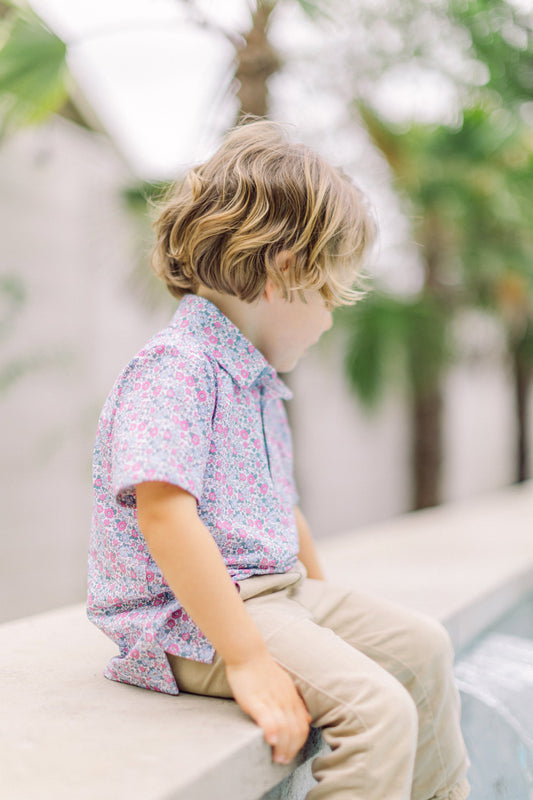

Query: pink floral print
left=87, top=294, right=299, bottom=694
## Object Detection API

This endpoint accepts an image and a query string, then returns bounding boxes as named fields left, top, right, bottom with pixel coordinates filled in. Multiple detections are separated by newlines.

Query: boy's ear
left=264, top=251, right=295, bottom=301
left=275, top=250, right=296, bottom=272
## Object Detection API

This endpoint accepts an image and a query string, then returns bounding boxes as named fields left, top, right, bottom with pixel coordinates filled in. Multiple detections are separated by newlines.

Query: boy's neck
left=195, top=286, right=263, bottom=352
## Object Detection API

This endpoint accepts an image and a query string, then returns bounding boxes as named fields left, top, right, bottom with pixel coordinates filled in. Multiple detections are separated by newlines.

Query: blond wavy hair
left=150, top=119, right=375, bottom=308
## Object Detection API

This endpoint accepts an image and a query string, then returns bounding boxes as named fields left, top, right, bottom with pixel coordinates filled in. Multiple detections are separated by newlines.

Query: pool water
left=454, top=594, right=533, bottom=800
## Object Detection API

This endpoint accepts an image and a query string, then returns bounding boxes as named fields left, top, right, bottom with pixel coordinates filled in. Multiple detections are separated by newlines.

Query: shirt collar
left=171, top=294, right=293, bottom=400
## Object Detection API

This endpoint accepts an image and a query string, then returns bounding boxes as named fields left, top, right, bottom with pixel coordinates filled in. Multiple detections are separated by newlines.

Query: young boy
left=88, top=120, right=470, bottom=800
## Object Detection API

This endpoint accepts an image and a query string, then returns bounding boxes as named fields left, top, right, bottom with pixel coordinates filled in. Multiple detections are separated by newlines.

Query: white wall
left=0, top=117, right=171, bottom=621
left=291, top=337, right=411, bottom=538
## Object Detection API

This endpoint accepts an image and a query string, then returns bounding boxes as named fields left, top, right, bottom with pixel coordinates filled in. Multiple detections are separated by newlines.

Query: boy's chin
left=275, top=355, right=300, bottom=374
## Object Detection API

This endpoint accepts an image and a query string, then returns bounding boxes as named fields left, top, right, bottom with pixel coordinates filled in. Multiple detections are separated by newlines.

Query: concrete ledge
left=2, top=482, right=533, bottom=800
left=318, top=482, right=533, bottom=654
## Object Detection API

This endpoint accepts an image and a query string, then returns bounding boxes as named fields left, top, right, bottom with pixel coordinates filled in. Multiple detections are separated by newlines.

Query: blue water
left=454, top=594, right=533, bottom=800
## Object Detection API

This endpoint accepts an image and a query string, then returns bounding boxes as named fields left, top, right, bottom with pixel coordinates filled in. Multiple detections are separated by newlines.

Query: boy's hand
left=225, top=651, right=312, bottom=765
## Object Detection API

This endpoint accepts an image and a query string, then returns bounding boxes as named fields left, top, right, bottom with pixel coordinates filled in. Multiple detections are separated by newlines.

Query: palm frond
left=0, top=8, right=68, bottom=130
left=339, top=292, right=451, bottom=408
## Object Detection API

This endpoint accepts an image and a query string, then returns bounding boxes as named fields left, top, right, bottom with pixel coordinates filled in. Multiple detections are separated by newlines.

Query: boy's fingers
left=252, top=703, right=285, bottom=745
left=244, top=689, right=311, bottom=763
left=254, top=705, right=297, bottom=763
left=274, top=708, right=308, bottom=764
left=294, top=706, right=312, bottom=747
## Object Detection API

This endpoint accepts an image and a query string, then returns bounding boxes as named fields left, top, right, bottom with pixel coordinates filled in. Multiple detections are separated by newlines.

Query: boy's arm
left=294, top=506, right=325, bottom=580
left=136, top=481, right=311, bottom=765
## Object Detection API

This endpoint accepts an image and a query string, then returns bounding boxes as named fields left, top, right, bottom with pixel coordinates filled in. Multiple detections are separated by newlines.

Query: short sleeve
left=111, top=345, right=216, bottom=506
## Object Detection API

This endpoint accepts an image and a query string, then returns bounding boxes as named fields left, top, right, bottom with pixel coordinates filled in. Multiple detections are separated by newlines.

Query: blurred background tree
left=337, top=0, right=533, bottom=508
left=343, top=103, right=533, bottom=508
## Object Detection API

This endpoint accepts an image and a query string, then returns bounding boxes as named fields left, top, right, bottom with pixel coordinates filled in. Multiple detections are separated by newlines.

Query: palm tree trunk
left=235, top=1, right=280, bottom=119
left=512, top=341, right=530, bottom=483
left=411, top=217, right=447, bottom=511
left=411, top=385, right=443, bottom=510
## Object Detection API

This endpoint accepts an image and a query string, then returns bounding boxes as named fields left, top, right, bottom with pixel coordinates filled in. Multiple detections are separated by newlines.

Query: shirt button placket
left=259, top=385, right=273, bottom=481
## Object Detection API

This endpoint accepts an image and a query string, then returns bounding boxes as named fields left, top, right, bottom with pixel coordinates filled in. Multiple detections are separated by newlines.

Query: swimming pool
left=454, top=593, right=533, bottom=800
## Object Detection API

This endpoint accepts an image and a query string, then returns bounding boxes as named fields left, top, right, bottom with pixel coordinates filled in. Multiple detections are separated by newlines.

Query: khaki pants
left=167, top=561, right=471, bottom=800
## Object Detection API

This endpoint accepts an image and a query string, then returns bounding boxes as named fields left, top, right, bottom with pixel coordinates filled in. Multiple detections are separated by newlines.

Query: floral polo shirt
left=87, top=293, right=299, bottom=694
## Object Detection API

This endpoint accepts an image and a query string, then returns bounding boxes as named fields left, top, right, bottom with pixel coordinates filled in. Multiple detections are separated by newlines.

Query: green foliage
left=0, top=272, right=72, bottom=396
left=292, top=0, right=331, bottom=21
left=0, top=272, right=24, bottom=340
left=0, top=352, right=49, bottom=393
left=121, top=180, right=172, bottom=216
left=450, top=0, right=533, bottom=109
left=119, top=179, right=179, bottom=313
left=0, top=6, right=68, bottom=134
left=349, top=98, right=533, bottom=411
left=340, top=292, right=450, bottom=408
